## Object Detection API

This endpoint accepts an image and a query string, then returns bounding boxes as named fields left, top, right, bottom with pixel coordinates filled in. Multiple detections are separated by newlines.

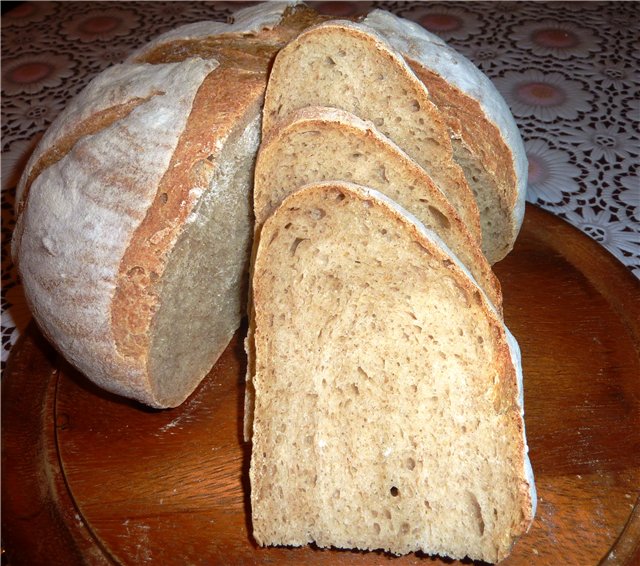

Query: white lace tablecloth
left=1, top=1, right=639, bottom=370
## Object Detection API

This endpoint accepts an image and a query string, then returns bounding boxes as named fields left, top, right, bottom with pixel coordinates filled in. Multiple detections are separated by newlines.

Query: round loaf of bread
left=11, top=2, right=318, bottom=407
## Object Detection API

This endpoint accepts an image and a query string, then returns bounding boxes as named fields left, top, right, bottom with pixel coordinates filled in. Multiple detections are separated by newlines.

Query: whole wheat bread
left=254, top=105, right=502, bottom=313
left=248, top=181, right=536, bottom=563
left=261, top=18, right=482, bottom=245
left=11, top=2, right=321, bottom=407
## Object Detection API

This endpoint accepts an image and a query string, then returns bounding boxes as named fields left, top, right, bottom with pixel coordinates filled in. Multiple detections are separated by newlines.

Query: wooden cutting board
left=2, top=204, right=640, bottom=566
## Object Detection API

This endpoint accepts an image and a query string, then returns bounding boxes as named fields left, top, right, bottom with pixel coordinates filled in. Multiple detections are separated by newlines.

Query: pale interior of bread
left=262, top=23, right=481, bottom=242
left=250, top=184, right=529, bottom=563
left=148, top=115, right=259, bottom=404
left=451, top=142, right=512, bottom=264
left=254, top=108, right=501, bottom=311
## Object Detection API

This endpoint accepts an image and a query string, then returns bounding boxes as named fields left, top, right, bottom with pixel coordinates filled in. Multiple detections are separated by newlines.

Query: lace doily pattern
left=2, top=1, right=638, bottom=366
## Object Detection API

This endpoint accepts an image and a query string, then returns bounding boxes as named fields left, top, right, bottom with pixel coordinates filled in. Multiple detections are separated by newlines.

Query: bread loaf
left=261, top=18, right=482, bottom=245
left=248, top=181, right=536, bottom=562
left=362, top=10, right=527, bottom=263
left=254, top=105, right=502, bottom=313
left=11, top=2, right=321, bottom=407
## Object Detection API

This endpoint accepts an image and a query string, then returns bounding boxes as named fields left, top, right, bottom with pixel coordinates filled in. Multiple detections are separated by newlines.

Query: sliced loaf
left=248, top=181, right=536, bottom=563
left=254, top=105, right=502, bottom=313
left=362, top=10, right=527, bottom=263
left=261, top=19, right=482, bottom=245
left=11, top=3, right=320, bottom=408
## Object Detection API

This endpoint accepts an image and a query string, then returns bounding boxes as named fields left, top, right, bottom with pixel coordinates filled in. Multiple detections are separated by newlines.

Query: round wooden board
left=3, top=204, right=640, bottom=566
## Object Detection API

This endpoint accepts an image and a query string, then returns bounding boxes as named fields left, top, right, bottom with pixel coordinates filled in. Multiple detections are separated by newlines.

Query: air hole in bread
left=424, top=500, right=432, bottom=510
left=405, top=457, right=416, bottom=470
left=325, top=56, right=336, bottom=66
left=390, top=486, right=400, bottom=497
left=333, top=489, right=341, bottom=499
left=373, top=522, right=381, bottom=534
left=373, top=117, right=384, bottom=127
left=410, top=99, right=420, bottom=111
left=159, top=192, right=168, bottom=204
left=335, top=192, right=346, bottom=202
left=380, top=228, right=388, bottom=235
left=290, top=237, right=307, bottom=255
left=352, top=152, right=363, bottom=158
left=357, top=366, right=370, bottom=380
left=467, top=491, right=485, bottom=536
left=284, top=222, right=292, bottom=230
left=378, top=165, right=389, bottom=182
left=351, top=383, right=360, bottom=395
left=400, top=522, right=410, bottom=535
left=309, top=208, right=326, bottom=220
left=427, top=205, right=452, bottom=231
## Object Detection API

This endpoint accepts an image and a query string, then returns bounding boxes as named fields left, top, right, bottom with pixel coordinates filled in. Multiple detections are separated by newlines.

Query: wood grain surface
left=2, top=204, right=639, bottom=566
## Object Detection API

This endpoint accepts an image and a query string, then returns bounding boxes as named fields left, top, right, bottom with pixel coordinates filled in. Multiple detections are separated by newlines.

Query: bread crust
left=11, top=5, right=305, bottom=407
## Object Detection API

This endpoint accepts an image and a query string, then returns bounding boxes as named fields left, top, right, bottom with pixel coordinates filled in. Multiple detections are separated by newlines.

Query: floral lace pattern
left=1, top=1, right=638, bottom=367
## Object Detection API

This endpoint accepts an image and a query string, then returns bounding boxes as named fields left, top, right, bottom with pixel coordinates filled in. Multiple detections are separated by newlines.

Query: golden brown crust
left=407, top=60, right=516, bottom=213
left=111, top=67, right=267, bottom=363
left=132, top=5, right=326, bottom=67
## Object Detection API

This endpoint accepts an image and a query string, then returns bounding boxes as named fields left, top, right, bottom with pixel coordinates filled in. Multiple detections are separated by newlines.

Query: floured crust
left=12, top=4, right=309, bottom=407
left=13, top=58, right=219, bottom=403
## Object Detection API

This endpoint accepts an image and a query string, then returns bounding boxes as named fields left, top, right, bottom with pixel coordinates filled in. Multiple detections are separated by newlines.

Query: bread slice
left=248, top=181, right=536, bottom=563
left=254, top=106, right=502, bottom=313
left=261, top=19, right=482, bottom=245
left=362, top=10, right=527, bottom=264
left=11, top=3, right=322, bottom=408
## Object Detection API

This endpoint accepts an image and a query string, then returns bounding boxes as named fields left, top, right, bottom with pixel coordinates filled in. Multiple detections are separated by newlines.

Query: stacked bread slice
left=248, top=13, right=535, bottom=564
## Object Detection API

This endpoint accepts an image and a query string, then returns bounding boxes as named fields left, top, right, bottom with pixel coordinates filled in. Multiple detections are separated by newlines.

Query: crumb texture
left=254, top=107, right=501, bottom=312
left=261, top=21, right=481, bottom=243
left=249, top=183, right=534, bottom=563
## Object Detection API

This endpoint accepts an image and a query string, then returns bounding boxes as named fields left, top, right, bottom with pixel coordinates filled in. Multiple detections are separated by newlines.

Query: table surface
left=1, top=1, right=639, bottom=368
left=1, top=2, right=639, bottom=565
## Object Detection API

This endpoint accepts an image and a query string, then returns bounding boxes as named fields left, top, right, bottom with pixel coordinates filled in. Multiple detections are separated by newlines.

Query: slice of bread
left=254, top=106, right=502, bottom=313
left=261, top=19, right=482, bottom=245
left=363, top=10, right=527, bottom=264
left=248, top=181, right=536, bottom=563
